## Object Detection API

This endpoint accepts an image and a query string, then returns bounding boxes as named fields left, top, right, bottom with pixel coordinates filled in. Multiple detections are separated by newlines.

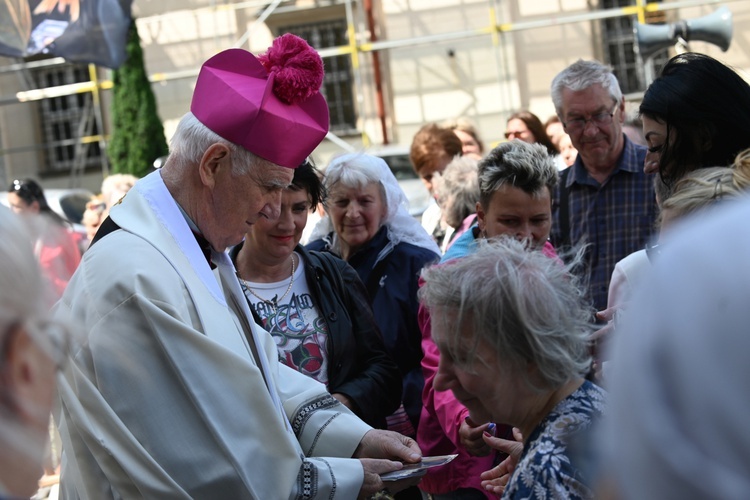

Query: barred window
left=600, top=0, right=669, bottom=94
left=278, top=19, right=357, bottom=134
left=31, top=63, right=102, bottom=174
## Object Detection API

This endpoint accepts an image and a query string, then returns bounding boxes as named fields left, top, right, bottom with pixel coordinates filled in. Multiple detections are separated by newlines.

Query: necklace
left=237, top=254, right=296, bottom=309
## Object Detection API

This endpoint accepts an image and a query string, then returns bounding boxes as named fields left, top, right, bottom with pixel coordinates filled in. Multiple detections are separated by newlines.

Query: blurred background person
left=640, top=52, right=750, bottom=190
left=435, top=156, right=480, bottom=253
left=231, top=160, right=401, bottom=429
left=0, top=205, right=67, bottom=498
left=6, top=178, right=81, bottom=300
left=603, top=190, right=750, bottom=499
left=308, top=153, right=440, bottom=438
left=558, top=132, right=578, bottom=168
left=544, top=115, right=565, bottom=151
left=506, top=111, right=566, bottom=170
left=420, top=238, right=604, bottom=499
left=100, top=173, right=138, bottom=213
left=442, top=117, right=484, bottom=160
left=80, top=195, right=107, bottom=250
left=595, top=151, right=750, bottom=383
left=409, top=123, right=463, bottom=246
left=417, top=140, right=559, bottom=500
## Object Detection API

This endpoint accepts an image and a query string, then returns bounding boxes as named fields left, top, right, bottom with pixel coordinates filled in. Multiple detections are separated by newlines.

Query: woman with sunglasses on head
left=231, top=160, right=402, bottom=430
left=7, top=179, right=81, bottom=299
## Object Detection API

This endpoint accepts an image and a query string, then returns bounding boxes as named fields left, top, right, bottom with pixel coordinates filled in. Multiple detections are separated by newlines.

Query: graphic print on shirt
left=253, top=292, right=330, bottom=385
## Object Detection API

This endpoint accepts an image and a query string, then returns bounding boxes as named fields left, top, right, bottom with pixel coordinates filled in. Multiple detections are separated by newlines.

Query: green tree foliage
left=108, top=20, right=168, bottom=178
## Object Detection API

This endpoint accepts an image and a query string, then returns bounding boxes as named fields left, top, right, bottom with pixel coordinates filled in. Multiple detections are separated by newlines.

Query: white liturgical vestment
left=54, top=171, right=370, bottom=499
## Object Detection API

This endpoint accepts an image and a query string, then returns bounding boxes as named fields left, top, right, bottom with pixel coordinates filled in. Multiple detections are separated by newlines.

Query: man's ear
left=616, top=98, right=626, bottom=124
left=476, top=201, right=486, bottom=232
left=198, top=143, right=232, bottom=189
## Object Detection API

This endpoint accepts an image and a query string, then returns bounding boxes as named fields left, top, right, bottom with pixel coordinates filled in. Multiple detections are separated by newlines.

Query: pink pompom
left=259, top=34, right=325, bottom=105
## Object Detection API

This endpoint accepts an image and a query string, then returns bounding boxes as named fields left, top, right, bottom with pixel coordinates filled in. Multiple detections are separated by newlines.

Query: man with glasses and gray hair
left=549, top=59, right=658, bottom=313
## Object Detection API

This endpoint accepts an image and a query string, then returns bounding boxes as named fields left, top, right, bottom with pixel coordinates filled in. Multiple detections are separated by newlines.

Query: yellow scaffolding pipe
left=3, top=0, right=741, bottom=105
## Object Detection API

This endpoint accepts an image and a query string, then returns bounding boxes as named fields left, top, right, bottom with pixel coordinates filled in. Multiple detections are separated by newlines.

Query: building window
left=31, top=63, right=102, bottom=175
left=600, top=0, right=668, bottom=94
left=278, top=19, right=357, bottom=134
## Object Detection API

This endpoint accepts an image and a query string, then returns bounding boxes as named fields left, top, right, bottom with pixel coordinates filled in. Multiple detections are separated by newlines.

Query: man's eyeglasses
left=563, top=103, right=618, bottom=133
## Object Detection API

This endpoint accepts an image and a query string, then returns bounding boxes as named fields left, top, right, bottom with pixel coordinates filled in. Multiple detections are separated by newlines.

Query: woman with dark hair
left=505, top=110, right=559, bottom=156
left=7, top=178, right=81, bottom=298
left=231, top=160, right=402, bottom=429
left=640, top=52, right=750, bottom=188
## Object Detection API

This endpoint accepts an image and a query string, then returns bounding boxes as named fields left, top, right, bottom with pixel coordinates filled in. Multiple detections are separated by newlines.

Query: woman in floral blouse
left=419, top=238, right=606, bottom=500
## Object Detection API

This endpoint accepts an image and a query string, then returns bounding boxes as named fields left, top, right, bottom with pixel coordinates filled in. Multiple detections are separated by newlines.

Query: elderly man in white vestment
left=52, top=35, right=422, bottom=499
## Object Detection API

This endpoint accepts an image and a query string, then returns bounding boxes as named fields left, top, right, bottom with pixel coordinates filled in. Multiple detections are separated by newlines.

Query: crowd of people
left=4, top=30, right=750, bottom=500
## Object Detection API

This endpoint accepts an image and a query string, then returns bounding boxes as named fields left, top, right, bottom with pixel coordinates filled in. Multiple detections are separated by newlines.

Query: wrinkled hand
left=353, top=429, right=422, bottom=463
left=34, top=0, right=80, bottom=22
left=459, top=415, right=492, bottom=457
left=355, top=430, right=423, bottom=499
left=479, top=427, right=523, bottom=495
left=357, top=458, right=412, bottom=500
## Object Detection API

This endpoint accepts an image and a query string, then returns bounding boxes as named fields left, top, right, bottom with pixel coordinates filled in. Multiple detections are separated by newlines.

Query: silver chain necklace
left=237, top=254, right=296, bottom=309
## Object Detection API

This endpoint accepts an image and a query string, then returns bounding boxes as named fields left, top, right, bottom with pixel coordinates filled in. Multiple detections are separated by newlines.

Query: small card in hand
left=380, top=454, right=458, bottom=481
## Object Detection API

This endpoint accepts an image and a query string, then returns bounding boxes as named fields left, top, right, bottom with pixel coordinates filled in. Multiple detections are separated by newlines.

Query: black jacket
left=233, top=243, right=402, bottom=429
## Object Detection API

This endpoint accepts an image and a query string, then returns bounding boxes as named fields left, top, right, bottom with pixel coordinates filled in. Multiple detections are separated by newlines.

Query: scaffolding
left=0, top=0, right=743, bottom=186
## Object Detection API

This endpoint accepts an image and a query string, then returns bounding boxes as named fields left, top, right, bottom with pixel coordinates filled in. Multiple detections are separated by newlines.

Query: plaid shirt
left=551, top=136, right=658, bottom=311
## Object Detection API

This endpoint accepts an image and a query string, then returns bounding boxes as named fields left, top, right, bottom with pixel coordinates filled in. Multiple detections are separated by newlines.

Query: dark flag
left=0, top=0, right=133, bottom=69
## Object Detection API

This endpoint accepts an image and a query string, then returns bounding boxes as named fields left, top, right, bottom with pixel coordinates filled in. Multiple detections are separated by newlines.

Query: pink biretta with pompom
left=191, top=34, right=329, bottom=169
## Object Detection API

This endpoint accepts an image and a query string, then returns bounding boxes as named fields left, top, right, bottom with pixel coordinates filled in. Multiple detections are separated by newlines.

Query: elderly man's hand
left=353, top=429, right=422, bottom=463
left=357, top=459, right=422, bottom=500
left=353, top=430, right=422, bottom=498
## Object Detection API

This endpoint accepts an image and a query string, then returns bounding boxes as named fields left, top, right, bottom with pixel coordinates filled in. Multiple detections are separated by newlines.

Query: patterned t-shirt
left=502, top=380, right=607, bottom=500
left=239, top=253, right=330, bottom=385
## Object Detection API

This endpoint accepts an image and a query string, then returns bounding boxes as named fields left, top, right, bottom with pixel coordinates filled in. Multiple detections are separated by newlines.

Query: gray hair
left=550, top=59, right=623, bottom=116
left=168, top=112, right=261, bottom=175
left=438, top=156, right=480, bottom=228
left=309, top=153, right=441, bottom=255
left=0, top=207, right=47, bottom=338
left=478, top=140, right=558, bottom=208
left=419, top=237, right=593, bottom=389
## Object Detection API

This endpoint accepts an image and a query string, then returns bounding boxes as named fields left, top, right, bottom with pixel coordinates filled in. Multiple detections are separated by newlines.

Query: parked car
left=369, top=145, right=431, bottom=218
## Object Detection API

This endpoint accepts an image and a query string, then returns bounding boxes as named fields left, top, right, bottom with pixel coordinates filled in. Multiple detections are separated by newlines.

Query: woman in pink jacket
left=417, top=140, right=559, bottom=499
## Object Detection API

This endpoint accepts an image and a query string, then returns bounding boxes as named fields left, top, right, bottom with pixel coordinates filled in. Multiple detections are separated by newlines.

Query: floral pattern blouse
left=502, top=380, right=607, bottom=500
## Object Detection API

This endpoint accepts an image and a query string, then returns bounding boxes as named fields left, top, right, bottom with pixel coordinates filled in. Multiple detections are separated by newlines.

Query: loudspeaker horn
left=635, top=6, right=733, bottom=59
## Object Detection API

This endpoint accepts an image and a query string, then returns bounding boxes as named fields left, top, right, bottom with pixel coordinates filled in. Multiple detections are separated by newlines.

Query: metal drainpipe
left=364, top=0, right=389, bottom=145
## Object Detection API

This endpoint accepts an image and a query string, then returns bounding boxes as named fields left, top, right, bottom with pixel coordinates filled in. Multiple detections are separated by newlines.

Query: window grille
left=278, top=19, right=357, bottom=134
